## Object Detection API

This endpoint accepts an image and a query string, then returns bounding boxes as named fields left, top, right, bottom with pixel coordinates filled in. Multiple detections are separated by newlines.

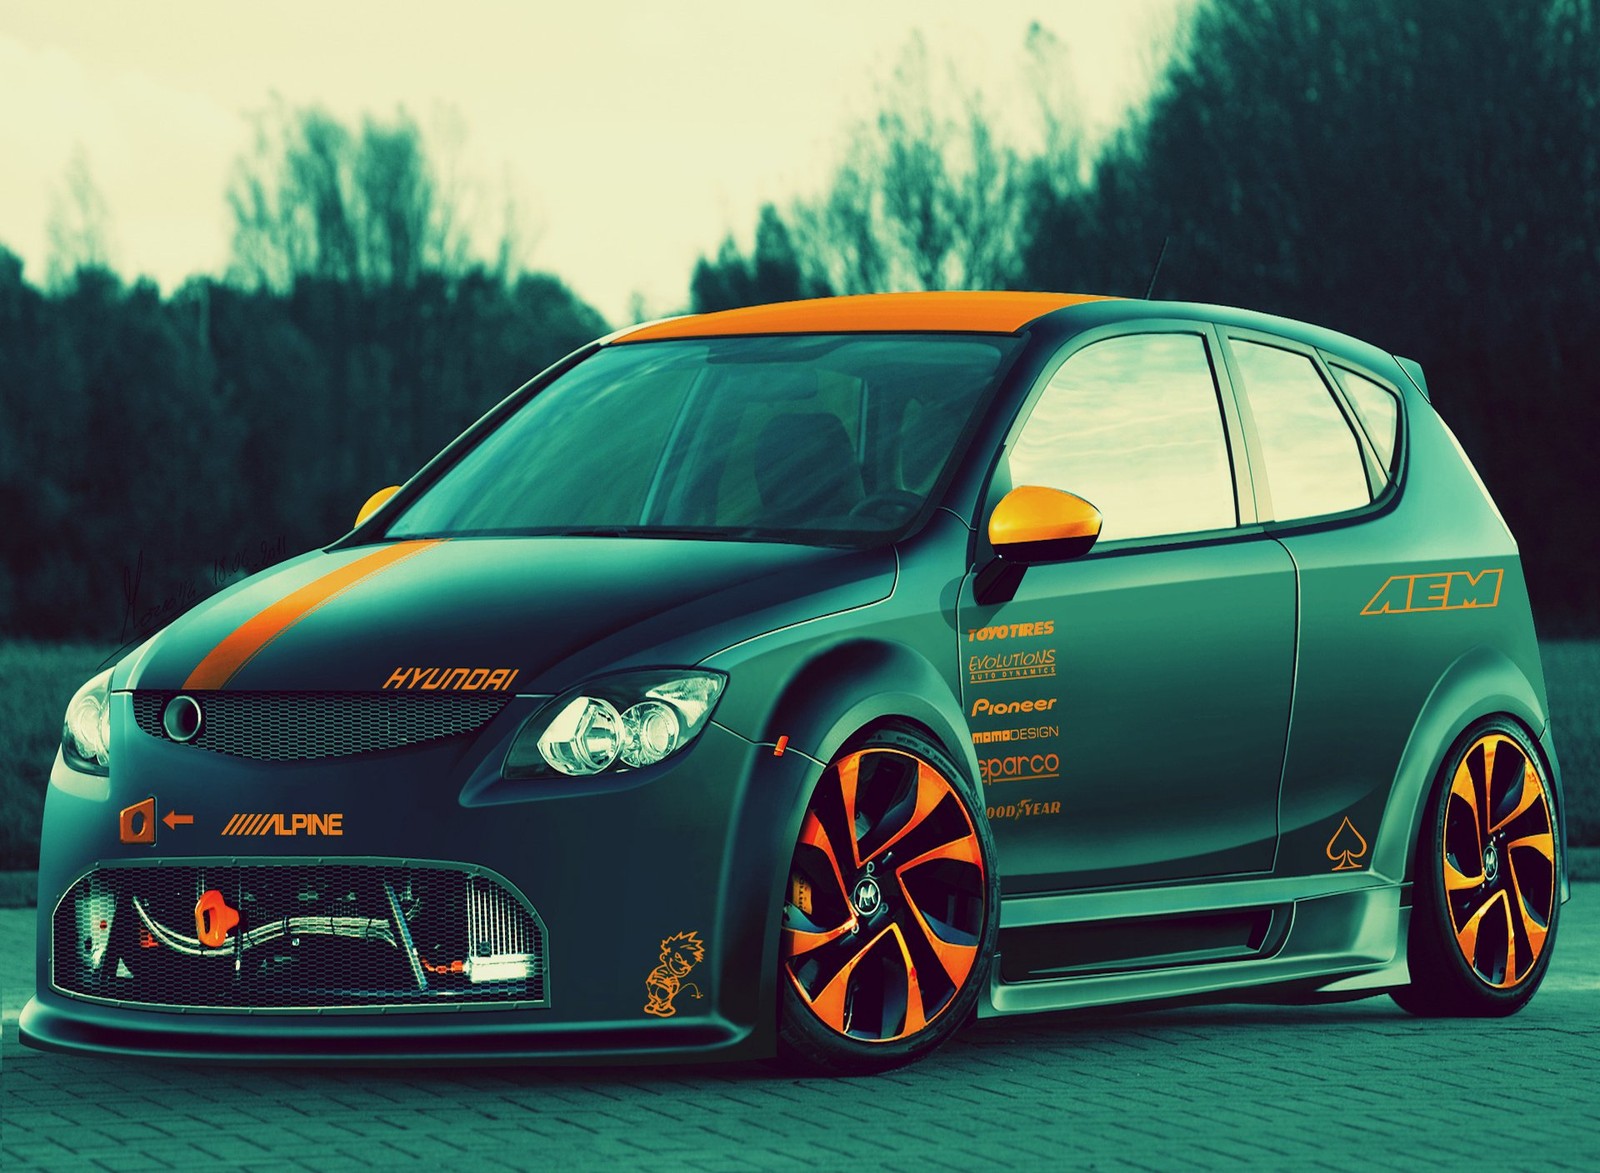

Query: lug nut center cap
left=852, top=875, right=883, bottom=917
left=1483, top=842, right=1500, bottom=884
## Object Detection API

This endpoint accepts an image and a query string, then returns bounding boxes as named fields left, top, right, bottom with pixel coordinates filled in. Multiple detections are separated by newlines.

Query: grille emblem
left=162, top=695, right=203, bottom=743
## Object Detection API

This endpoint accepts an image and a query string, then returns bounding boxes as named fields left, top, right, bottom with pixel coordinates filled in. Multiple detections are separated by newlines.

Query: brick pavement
left=3, top=890, right=1597, bottom=1172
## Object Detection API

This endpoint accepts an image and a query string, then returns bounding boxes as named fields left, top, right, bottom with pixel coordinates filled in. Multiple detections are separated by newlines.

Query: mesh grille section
left=131, top=692, right=507, bottom=761
left=53, top=862, right=548, bottom=1011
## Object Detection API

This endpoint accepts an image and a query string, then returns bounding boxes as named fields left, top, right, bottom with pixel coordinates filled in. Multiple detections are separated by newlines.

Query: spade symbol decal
left=1326, top=817, right=1369, bottom=872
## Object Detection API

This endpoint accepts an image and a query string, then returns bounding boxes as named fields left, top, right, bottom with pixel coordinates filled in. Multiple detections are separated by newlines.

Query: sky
left=0, top=1, right=1193, bottom=324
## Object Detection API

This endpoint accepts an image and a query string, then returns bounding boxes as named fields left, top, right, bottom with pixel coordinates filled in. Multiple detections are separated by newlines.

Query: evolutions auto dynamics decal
left=183, top=540, right=442, bottom=689
left=1361, top=568, right=1503, bottom=615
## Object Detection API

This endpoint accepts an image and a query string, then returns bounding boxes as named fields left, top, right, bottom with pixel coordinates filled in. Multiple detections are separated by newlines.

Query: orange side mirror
left=355, top=485, right=401, bottom=528
left=988, top=486, right=1102, bottom=564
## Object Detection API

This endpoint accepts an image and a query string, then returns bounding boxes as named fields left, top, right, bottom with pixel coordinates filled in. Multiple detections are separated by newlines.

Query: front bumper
left=23, top=694, right=817, bottom=1063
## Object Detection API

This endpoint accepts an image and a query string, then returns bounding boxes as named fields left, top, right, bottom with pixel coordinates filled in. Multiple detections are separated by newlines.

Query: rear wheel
left=1393, top=719, right=1559, bottom=1016
left=778, top=726, right=998, bottom=1072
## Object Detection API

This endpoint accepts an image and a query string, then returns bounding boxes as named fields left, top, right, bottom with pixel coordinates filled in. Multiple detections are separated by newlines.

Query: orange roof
left=612, top=291, right=1111, bottom=343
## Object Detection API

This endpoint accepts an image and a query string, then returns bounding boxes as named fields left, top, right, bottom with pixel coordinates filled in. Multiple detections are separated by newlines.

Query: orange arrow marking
left=162, top=810, right=194, bottom=830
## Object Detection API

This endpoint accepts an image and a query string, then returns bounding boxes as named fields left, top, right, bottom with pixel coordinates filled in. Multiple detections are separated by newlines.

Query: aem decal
left=1361, top=568, right=1503, bottom=615
left=643, top=931, right=706, bottom=1018
left=221, top=812, right=344, bottom=837
left=383, top=666, right=520, bottom=691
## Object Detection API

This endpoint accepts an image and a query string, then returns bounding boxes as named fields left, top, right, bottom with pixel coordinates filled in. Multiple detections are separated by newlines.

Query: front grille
left=131, top=691, right=508, bottom=761
left=53, top=862, right=548, bottom=1011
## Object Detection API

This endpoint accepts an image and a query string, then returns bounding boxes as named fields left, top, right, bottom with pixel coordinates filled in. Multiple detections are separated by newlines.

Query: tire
left=777, top=724, right=999, bottom=1073
left=1392, top=717, right=1560, bottom=1017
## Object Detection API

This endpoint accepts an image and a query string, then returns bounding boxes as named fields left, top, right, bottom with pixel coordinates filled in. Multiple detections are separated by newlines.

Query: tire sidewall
left=778, top=723, right=1000, bottom=1072
left=1413, top=716, right=1560, bottom=1013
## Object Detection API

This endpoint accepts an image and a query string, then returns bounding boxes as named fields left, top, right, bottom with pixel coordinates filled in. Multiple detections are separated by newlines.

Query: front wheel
left=778, top=726, right=999, bottom=1073
left=1393, top=718, right=1560, bottom=1017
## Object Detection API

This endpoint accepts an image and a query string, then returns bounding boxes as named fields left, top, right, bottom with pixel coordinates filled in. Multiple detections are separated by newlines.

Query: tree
left=227, top=103, right=472, bottom=291
left=44, top=147, right=116, bottom=290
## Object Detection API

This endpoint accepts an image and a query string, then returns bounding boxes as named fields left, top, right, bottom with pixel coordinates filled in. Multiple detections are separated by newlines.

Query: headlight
left=62, top=668, right=114, bottom=775
left=504, top=670, right=725, bottom=779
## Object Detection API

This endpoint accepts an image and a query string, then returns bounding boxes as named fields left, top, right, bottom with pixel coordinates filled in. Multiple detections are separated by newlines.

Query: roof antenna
left=1143, top=235, right=1170, bottom=300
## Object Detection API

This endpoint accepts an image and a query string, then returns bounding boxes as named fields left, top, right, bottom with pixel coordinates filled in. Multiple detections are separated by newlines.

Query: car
left=23, top=291, right=1567, bottom=1072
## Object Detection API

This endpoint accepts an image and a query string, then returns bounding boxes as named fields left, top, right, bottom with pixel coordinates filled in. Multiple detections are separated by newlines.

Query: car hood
left=118, top=537, right=896, bottom=694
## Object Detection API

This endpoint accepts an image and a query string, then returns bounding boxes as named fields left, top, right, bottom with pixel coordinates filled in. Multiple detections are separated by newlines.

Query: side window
left=1330, top=365, right=1401, bottom=479
left=1230, top=340, right=1371, bottom=521
left=1009, top=333, right=1237, bottom=543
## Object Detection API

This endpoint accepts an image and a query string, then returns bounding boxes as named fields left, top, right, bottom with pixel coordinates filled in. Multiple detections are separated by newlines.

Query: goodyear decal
left=221, top=812, right=344, bottom=836
left=1361, top=568, right=1503, bottom=615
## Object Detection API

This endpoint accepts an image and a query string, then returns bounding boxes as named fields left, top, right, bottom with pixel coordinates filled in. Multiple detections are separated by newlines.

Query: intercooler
left=52, top=860, right=549, bottom=1012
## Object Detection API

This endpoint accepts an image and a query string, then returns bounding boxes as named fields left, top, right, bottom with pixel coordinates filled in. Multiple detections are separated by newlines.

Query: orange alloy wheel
left=782, top=746, right=987, bottom=1044
left=1441, top=733, right=1557, bottom=988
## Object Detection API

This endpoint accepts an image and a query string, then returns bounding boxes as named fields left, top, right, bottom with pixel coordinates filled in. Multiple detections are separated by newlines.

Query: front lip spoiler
left=18, top=997, right=752, bottom=1067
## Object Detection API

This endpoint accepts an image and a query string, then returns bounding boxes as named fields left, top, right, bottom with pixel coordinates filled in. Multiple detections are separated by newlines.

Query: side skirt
left=980, top=875, right=1411, bottom=1017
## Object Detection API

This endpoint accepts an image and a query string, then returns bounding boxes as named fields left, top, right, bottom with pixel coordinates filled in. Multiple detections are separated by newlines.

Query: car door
left=960, top=324, right=1296, bottom=893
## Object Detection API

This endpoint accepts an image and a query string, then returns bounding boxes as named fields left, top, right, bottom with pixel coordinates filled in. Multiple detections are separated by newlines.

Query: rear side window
left=1230, top=340, right=1371, bottom=521
left=1331, top=366, right=1401, bottom=477
left=1009, top=333, right=1238, bottom=543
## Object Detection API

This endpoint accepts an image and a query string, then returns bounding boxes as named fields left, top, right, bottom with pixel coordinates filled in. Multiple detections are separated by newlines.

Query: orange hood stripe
left=183, top=540, right=442, bottom=690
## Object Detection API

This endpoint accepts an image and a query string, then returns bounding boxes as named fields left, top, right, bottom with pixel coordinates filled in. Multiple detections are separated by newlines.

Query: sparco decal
left=978, top=753, right=1062, bottom=784
left=383, top=667, right=520, bottom=691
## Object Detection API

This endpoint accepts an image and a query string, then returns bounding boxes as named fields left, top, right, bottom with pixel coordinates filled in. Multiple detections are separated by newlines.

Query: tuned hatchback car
left=25, top=292, right=1566, bottom=1072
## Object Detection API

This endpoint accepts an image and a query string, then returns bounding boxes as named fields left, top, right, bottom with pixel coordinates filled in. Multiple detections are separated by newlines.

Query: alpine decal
left=183, top=540, right=442, bottom=689
left=221, top=812, right=345, bottom=836
left=383, top=666, right=519, bottom=691
left=1361, top=568, right=1503, bottom=615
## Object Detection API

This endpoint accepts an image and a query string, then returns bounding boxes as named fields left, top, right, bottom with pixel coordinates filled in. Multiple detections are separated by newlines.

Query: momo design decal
left=1361, top=568, right=1503, bottom=615
left=643, top=931, right=706, bottom=1018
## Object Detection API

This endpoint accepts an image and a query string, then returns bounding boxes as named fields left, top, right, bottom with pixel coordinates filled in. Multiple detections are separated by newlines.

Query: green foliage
left=700, top=1, right=1599, bottom=625
left=0, top=108, right=606, bottom=641
left=0, top=641, right=107, bottom=869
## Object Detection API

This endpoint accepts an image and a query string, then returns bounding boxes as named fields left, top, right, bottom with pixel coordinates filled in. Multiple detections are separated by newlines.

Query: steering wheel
left=848, top=490, right=924, bottom=526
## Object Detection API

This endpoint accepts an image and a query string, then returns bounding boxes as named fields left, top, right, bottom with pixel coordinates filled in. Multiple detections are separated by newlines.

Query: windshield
left=386, top=333, right=1018, bottom=545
